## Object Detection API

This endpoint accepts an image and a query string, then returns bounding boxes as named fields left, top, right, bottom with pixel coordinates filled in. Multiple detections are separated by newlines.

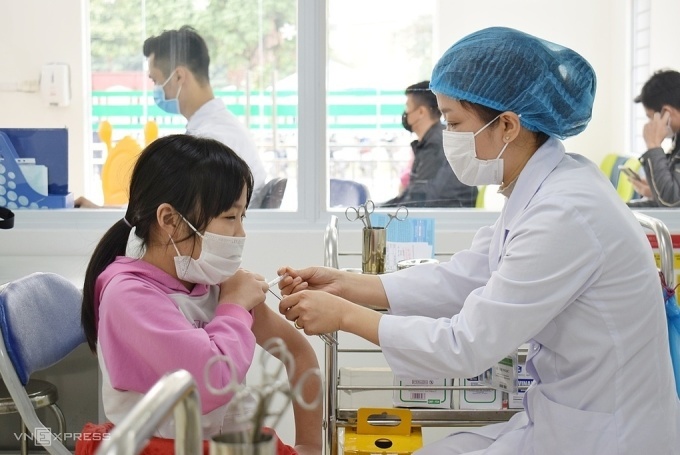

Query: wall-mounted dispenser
left=40, top=63, right=70, bottom=107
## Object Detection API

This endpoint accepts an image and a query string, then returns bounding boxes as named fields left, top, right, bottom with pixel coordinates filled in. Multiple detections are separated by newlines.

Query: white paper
left=385, top=241, right=433, bottom=272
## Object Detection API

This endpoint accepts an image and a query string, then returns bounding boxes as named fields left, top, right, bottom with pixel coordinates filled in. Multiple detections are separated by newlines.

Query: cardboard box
left=342, top=408, right=423, bottom=455
left=459, top=375, right=503, bottom=410
left=392, top=377, right=451, bottom=409
left=339, top=367, right=394, bottom=409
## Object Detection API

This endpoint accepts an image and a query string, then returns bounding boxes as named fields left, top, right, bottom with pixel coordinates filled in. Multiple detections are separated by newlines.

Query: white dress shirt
left=187, top=98, right=266, bottom=194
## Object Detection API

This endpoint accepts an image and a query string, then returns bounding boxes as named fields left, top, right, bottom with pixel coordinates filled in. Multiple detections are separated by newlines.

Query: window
left=88, top=0, right=473, bottom=215
left=89, top=0, right=298, bottom=209
left=327, top=0, right=436, bottom=206
left=85, top=0, right=638, bottom=226
left=631, top=0, right=651, bottom=154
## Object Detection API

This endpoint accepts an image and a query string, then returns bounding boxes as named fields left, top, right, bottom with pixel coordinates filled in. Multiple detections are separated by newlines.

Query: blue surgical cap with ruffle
left=430, top=27, right=596, bottom=139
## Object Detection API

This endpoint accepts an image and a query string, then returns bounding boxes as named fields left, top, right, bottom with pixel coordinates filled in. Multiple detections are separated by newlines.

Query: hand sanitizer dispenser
left=40, top=63, right=71, bottom=107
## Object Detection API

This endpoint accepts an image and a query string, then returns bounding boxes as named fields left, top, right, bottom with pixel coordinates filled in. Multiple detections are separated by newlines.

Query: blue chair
left=330, top=179, right=370, bottom=207
left=0, top=272, right=85, bottom=455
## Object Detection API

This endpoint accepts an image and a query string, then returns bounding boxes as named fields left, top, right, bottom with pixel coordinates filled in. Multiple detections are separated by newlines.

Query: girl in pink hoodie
left=79, top=134, right=320, bottom=455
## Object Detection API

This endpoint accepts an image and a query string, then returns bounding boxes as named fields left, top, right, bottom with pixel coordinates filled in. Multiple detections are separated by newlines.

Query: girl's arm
left=252, top=304, right=322, bottom=455
left=98, top=276, right=257, bottom=413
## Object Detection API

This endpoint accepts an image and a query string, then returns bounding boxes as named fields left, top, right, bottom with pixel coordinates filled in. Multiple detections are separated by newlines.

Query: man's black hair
left=406, top=80, right=441, bottom=119
left=143, top=25, right=210, bottom=82
left=635, top=69, right=680, bottom=111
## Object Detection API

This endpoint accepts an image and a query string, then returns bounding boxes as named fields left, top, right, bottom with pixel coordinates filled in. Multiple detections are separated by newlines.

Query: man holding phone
left=627, top=69, right=680, bottom=208
left=618, top=165, right=642, bottom=182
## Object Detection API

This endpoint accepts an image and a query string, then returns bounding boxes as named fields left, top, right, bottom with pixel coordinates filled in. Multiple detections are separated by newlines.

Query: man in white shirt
left=143, top=25, right=266, bottom=197
left=77, top=25, right=266, bottom=208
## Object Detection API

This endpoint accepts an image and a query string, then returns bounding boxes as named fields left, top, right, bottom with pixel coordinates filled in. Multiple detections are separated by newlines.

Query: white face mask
left=170, top=215, right=245, bottom=285
left=664, top=112, right=674, bottom=139
left=442, top=114, right=511, bottom=186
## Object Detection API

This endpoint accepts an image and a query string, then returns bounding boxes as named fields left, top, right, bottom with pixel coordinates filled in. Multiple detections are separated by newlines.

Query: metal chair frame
left=95, top=370, right=202, bottom=455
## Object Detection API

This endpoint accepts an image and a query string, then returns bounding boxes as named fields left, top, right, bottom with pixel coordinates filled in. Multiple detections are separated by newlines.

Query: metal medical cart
left=634, top=212, right=675, bottom=290
left=321, top=216, right=522, bottom=455
left=321, top=213, right=677, bottom=455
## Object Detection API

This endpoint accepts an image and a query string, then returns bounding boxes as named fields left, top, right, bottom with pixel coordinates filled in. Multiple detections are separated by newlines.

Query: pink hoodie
left=95, top=257, right=256, bottom=414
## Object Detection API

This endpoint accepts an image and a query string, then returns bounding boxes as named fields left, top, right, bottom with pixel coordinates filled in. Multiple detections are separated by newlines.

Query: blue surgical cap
left=430, top=27, right=596, bottom=139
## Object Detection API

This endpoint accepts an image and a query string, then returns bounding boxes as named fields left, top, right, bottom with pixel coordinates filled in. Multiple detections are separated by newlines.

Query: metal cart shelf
left=325, top=343, right=522, bottom=455
left=322, top=216, right=522, bottom=455
left=322, top=212, right=677, bottom=455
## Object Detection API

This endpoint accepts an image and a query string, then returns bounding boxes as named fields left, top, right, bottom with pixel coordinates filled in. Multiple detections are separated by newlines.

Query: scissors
left=385, top=206, right=409, bottom=229
left=205, top=337, right=323, bottom=443
left=267, top=276, right=338, bottom=346
left=345, top=200, right=375, bottom=229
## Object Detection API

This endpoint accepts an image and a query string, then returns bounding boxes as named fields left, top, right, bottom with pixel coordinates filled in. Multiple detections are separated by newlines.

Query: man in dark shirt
left=628, top=69, right=680, bottom=208
left=383, top=81, right=478, bottom=207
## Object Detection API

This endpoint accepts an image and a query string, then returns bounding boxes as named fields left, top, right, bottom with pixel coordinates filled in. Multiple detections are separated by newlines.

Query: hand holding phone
left=618, top=165, right=642, bottom=182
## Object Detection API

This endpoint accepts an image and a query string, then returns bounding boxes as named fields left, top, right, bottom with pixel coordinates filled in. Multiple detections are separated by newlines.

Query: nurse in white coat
left=278, top=27, right=680, bottom=454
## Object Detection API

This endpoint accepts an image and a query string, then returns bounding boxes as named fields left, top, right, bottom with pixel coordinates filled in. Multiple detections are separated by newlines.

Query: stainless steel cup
left=210, top=431, right=276, bottom=455
left=362, top=227, right=387, bottom=274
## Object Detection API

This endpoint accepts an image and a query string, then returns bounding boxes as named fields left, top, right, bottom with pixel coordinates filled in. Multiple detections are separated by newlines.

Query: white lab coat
left=379, top=138, right=680, bottom=454
left=186, top=98, right=267, bottom=194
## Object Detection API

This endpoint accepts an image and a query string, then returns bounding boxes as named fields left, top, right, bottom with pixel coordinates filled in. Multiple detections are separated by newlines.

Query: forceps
left=385, top=205, right=409, bottom=229
left=345, top=200, right=375, bottom=229
left=267, top=276, right=339, bottom=346
left=205, top=337, right=323, bottom=443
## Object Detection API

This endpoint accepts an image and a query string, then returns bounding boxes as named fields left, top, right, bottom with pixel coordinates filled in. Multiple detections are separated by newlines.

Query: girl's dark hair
left=81, top=134, right=254, bottom=352
left=459, top=100, right=549, bottom=147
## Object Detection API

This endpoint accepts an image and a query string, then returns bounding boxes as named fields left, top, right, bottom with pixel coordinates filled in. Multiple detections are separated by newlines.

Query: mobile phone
left=618, top=165, right=642, bottom=182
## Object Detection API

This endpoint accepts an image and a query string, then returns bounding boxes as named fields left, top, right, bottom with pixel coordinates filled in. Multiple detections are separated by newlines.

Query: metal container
left=362, top=227, right=386, bottom=274
left=397, top=258, right=440, bottom=270
left=210, top=431, right=276, bottom=455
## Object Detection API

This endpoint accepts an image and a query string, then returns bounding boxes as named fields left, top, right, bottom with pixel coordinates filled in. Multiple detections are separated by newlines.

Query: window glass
left=326, top=0, right=479, bottom=209
left=631, top=0, right=651, bottom=154
left=89, top=0, right=298, bottom=209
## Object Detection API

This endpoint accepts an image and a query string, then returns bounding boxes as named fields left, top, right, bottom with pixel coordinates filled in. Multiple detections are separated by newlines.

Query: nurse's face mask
left=442, top=114, right=516, bottom=186
left=153, top=70, right=182, bottom=115
left=169, top=213, right=245, bottom=285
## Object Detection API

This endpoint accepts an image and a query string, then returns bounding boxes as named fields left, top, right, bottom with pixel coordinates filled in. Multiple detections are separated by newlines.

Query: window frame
left=250, top=0, right=489, bottom=234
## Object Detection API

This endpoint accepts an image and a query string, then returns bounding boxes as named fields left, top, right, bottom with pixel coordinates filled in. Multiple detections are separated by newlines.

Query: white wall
left=0, top=0, right=90, bottom=197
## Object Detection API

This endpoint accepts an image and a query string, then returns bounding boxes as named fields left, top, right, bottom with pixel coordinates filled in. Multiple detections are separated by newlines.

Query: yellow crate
left=343, top=408, right=423, bottom=455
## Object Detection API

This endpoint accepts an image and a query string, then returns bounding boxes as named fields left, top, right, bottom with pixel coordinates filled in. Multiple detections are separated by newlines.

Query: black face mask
left=402, top=110, right=412, bottom=133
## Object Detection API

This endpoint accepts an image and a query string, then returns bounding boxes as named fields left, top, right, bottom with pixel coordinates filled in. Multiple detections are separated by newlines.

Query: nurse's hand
left=278, top=289, right=349, bottom=335
left=279, top=289, right=383, bottom=345
left=218, top=269, right=268, bottom=311
left=276, top=266, right=343, bottom=296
